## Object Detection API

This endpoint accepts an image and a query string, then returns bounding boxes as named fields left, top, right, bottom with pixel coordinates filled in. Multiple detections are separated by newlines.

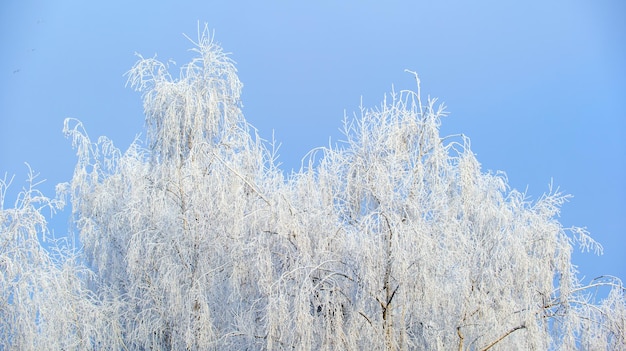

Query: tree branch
left=480, top=324, right=526, bottom=351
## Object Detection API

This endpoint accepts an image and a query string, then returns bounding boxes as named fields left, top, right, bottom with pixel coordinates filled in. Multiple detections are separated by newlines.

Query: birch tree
left=2, top=26, right=624, bottom=350
left=0, top=169, right=123, bottom=350
left=63, top=27, right=282, bottom=350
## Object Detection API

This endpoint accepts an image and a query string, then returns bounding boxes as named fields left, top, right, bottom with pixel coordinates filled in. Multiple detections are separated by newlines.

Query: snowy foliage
left=0, top=169, right=122, bottom=349
left=2, top=26, right=625, bottom=350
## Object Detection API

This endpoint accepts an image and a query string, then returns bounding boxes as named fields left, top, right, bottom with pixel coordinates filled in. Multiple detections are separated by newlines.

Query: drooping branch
left=480, top=324, right=526, bottom=351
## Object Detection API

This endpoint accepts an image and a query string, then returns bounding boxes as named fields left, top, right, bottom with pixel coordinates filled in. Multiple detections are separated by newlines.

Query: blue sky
left=1, top=1, right=625, bottom=287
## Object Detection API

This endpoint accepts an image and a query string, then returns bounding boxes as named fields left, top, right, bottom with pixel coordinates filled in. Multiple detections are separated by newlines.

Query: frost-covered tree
left=63, top=28, right=280, bottom=350
left=0, top=168, right=123, bottom=349
left=2, top=26, right=625, bottom=350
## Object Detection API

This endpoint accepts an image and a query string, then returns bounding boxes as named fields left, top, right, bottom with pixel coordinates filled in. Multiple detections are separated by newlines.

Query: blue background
left=1, top=1, right=624, bottom=288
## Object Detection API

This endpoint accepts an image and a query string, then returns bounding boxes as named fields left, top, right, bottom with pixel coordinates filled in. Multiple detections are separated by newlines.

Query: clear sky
left=1, top=1, right=625, bottom=288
